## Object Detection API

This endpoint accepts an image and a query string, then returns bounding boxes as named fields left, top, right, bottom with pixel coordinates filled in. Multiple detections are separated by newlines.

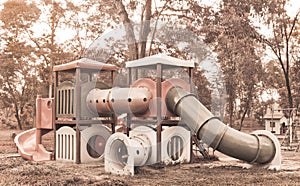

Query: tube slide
left=166, top=87, right=281, bottom=170
left=14, top=128, right=53, bottom=161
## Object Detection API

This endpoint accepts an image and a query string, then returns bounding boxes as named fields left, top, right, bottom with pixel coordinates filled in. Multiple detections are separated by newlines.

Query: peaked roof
left=263, top=112, right=285, bottom=120
left=125, top=54, right=195, bottom=69
left=53, top=58, right=117, bottom=72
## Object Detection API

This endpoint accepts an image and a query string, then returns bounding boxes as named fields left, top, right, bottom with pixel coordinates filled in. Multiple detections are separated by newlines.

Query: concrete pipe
left=105, top=126, right=156, bottom=175
left=86, top=89, right=111, bottom=116
left=80, top=125, right=111, bottom=163
left=166, top=87, right=281, bottom=170
left=161, top=126, right=191, bottom=165
left=108, top=87, right=152, bottom=115
left=86, top=87, right=152, bottom=116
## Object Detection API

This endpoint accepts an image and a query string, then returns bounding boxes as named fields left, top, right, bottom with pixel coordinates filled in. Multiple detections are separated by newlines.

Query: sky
left=287, top=0, right=300, bottom=16
left=0, top=0, right=299, bottom=39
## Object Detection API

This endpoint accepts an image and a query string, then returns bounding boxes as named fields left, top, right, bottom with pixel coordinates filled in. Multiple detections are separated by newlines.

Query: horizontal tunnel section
left=165, top=86, right=277, bottom=165
left=86, top=78, right=192, bottom=118
left=86, top=87, right=152, bottom=116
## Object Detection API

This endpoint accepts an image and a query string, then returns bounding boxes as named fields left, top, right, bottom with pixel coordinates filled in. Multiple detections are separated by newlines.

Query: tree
left=0, top=0, right=216, bottom=130
left=252, top=0, right=300, bottom=110
left=0, top=0, right=41, bottom=129
left=199, top=0, right=262, bottom=128
left=28, top=1, right=80, bottom=97
left=291, top=59, right=300, bottom=108
left=84, top=0, right=213, bottom=106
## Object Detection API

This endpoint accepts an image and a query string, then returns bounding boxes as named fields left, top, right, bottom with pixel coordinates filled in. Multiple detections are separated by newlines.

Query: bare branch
left=287, top=8, right=300, bottom=40
left=148, top=0, right=169, bottom=56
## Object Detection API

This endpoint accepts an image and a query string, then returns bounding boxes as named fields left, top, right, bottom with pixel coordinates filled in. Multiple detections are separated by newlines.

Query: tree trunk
left=239, top=107, right=248, bottom=131
left=229, top=101, right=234, bottom=126
left=114, top=0, right=138, bottom=60
left=239, top=85, right=254, bottom=131
left=284, top=71, right=293, bottom=109
left=138, top=0, right=152, bottom=58
left=227, top=82, right=235, bottom=126
left=14, top=103, right=22, bottom=130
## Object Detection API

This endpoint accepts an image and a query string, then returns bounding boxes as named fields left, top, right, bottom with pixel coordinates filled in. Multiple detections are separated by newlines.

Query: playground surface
left=0, top=128, right=299, bottom=185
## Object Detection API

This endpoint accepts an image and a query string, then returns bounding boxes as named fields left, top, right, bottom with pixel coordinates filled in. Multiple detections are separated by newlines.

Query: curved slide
left=14, top=128, right=52, bottom=161
left=166, top=87, right=281, bottom=170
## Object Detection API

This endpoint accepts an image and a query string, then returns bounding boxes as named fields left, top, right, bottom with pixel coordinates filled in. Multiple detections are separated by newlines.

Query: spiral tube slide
left=166, top=87, right=281, bottom=170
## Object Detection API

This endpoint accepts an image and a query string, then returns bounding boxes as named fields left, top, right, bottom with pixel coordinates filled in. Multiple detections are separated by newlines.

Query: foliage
left=198, top=0, right=263, bottom=128
left=0, top=0, right=299, bottom=129
left=250, top=0, right=300, bottom=110
left=0, top=0, right=41, bottom=129
left=193, top=0, right=300, bottom=128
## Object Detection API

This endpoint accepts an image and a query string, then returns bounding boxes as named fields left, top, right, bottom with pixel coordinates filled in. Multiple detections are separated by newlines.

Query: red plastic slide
left=14, top=128, right=52, bottom=161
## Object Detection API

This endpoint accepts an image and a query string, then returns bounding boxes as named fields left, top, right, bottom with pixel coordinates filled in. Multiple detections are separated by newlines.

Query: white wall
left=265, top=119, right=281, bottom=134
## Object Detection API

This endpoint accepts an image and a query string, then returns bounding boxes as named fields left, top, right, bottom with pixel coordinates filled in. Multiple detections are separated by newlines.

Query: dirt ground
left=0, top=128, right=300, bottom=186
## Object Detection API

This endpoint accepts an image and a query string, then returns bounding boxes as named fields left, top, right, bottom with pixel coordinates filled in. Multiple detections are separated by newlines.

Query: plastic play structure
left=14, top=95, right=53, bottom=161
left=15, top=54, right=281, bottom=175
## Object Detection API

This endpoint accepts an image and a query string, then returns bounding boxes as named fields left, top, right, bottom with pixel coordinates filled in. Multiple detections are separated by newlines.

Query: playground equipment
left=14, top=95, right=53, bottom=161
left=264, top=105, right=300, bottom=150
left=280, top=108, right=300, bottom=150
left=53, top=58, right=117, bottom=163
left=103, top=55, right=281, bottom=175
left=166, top=87, right=280, bottom=165
left=15, top=54, right=281, bottom=176
left=105, top=125, right=191, bottom=175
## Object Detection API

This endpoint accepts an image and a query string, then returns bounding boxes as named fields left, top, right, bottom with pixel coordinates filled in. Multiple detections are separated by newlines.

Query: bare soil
left=0, top=128, right=299, bottom=186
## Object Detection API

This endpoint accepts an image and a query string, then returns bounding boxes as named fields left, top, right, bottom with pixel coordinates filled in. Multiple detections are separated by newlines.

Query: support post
left=188, top=67, right=193, bottom=92
left=35, top=95, right=42, bottom=151
left=75, top=68, right=81, bottom=164
left=111, top=70, right=116, bottom=134
left=126, top=68, right=132, bottom=136
left=156, top=63, right=162, bottom=163
left=53, top=71, right=58, bottom=160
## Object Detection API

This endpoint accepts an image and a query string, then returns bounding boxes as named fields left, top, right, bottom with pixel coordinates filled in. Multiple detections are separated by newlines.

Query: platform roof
left=125, top=54, right=195, bottom=69
left=53, top=58, right=117, bottom=72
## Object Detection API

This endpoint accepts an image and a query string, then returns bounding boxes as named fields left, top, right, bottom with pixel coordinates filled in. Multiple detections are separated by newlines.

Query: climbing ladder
left=191, top=135, right=210, bottom=159
left=281, top=116, right=299, bottom=151
left=296, top=120, right=300, bottom=152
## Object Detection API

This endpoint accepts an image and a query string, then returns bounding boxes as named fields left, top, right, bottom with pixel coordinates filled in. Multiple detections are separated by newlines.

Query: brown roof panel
left=125, top=54, right=195, bottom=69
left=263, top=112, right=284, bottom=119
left=53, top=58, right=117, bottom=72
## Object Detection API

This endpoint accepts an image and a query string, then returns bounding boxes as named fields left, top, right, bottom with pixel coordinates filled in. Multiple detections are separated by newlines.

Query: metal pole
left=271, top=106, right=274, bottom=133
left=289, top=110, right=293, bottom=145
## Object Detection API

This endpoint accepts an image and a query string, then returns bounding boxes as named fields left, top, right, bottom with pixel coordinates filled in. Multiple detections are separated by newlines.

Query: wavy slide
left=14, top=128, right=52, bottom=161
left=166, top=87, right=281, bottom=170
